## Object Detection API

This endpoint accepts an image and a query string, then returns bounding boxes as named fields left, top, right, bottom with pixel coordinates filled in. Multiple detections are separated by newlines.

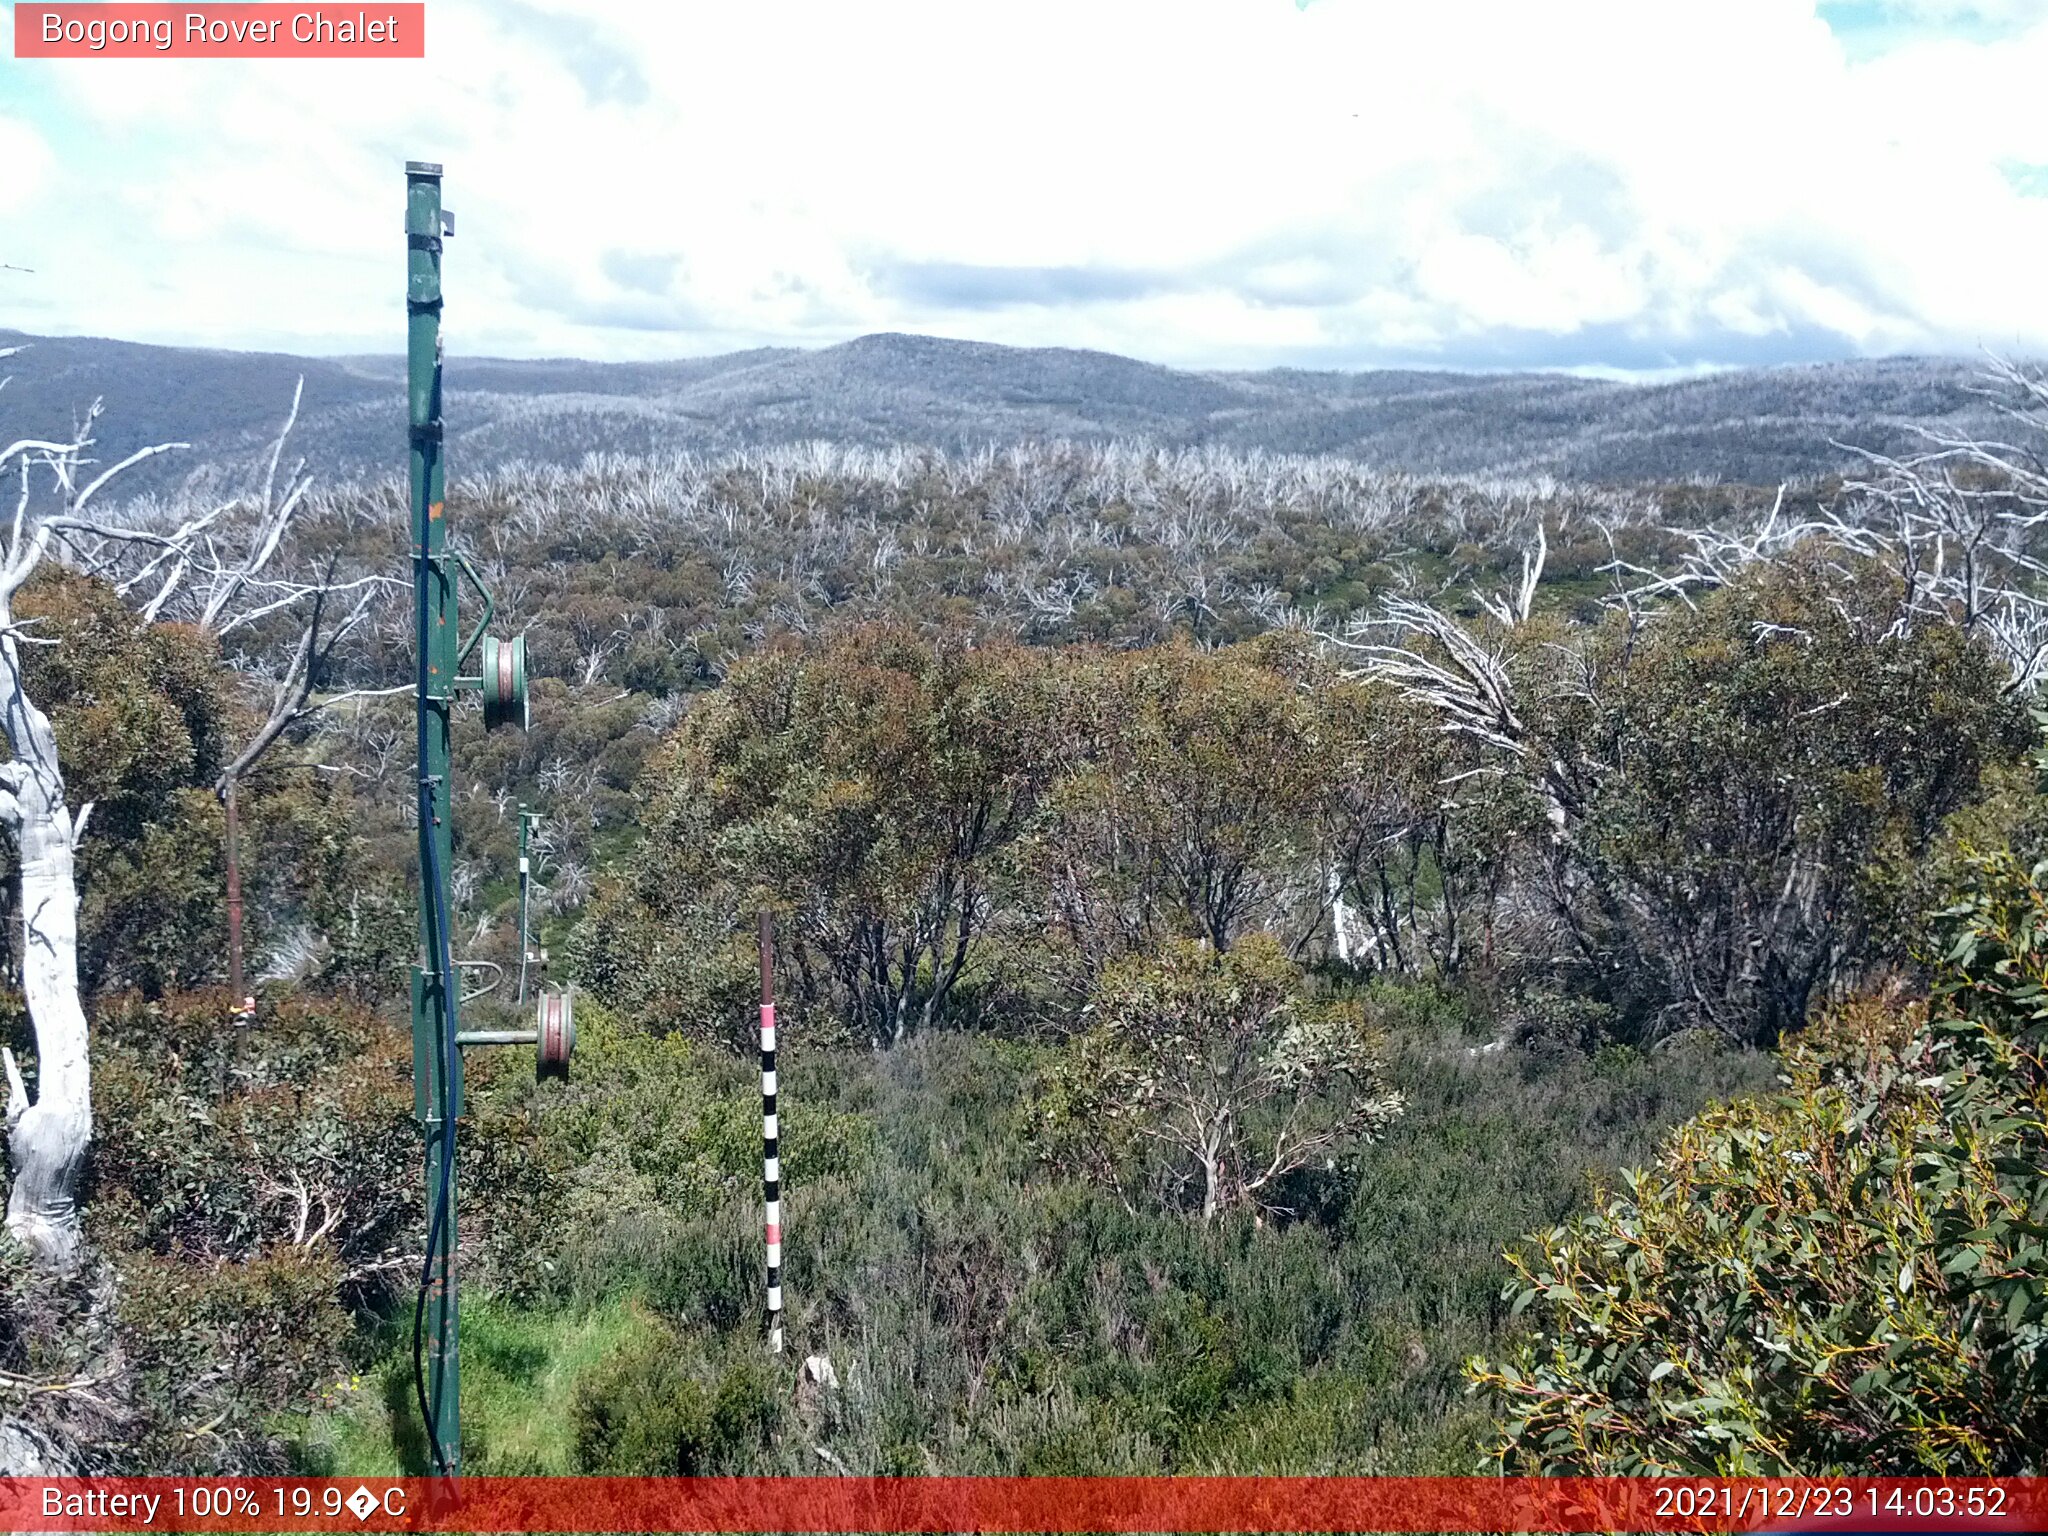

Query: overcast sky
left=3, top=0, right=2046, bottom=375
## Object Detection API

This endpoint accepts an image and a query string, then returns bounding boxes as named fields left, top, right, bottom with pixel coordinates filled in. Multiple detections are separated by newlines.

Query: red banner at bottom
left=1, top=1476, right=2043, bottom=1533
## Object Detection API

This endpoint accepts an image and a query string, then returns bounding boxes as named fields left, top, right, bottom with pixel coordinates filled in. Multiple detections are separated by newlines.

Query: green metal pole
left=406, top=158, right=462, bottom=1477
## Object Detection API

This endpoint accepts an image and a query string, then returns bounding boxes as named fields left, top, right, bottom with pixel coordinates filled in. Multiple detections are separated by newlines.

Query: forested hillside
left=0, top=328, right=2022, bottom=492
left=0, top=346, right=2045, bottom=1477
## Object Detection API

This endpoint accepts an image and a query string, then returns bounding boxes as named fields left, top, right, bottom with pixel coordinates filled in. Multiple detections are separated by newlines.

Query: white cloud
left=0, top=115, right=53, bottom=215
left=3, top=0, right=2046, bottom=370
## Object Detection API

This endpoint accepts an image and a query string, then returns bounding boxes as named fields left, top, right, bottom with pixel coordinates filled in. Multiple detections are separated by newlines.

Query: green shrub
left=0, top=570, right=359, bottom=1001
left=570, top=1330, right=778, bottom=1474
left=1468, top=848, right=2048, bottom=1473
left=88, top=990, right=418, bottom=1274
left=573, top=626, right=1049, bottom=1047
left=641, top=1209, right=760, bottom=1331
left=538, top=1005, right=874, bottom=1248
left=1030, top=937, right=1402, bottom=1220
left=0, top=989, right=547, bottom=1471
left=115, top=1247, right=348, bottom=1471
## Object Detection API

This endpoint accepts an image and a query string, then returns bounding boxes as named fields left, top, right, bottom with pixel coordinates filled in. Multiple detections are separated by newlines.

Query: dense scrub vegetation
left=0, top=571, right=354, bottom=1001
left=297, top=998, right=1775, bottom=1476
left=578, top=564, right=2020, bottom=1055
left=5, top=369, right=2048, bottom=1473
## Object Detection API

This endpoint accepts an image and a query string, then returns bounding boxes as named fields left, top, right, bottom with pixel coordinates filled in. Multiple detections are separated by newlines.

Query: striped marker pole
left=760, top=910, right=784, bottom=1355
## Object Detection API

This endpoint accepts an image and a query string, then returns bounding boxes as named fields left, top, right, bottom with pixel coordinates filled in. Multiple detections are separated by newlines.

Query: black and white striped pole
left=760, top=910, right=784, bottom=1355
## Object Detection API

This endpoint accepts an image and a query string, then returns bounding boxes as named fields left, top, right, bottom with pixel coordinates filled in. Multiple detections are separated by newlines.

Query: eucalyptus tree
left=1470, top=840, right=2048, bottom=1473
left=1332, top=482, right=2028, bottom=1043
left=1020, top=638, right=1330, bottom=987
left=577, top=626, right=1053, bottom=1046
left=1033, top=935, right=1404, bottom=1222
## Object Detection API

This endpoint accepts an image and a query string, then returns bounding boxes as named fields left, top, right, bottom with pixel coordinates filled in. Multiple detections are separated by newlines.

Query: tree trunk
left=1199, top=1130, right=1222, bottom=1223
left=1326, top=862, right=1354, bottom=966
left=224, top=776, right=247, bottom=1008
left=0, top=628, right=92, bottom=1274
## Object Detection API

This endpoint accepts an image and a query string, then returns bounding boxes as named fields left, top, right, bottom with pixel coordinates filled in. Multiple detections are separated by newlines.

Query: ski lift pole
left=406, top=157, right=462, bottom=1479
left=405, top=159, right=562, bottom=1482
left=224, top=779, right=250, bottom=1016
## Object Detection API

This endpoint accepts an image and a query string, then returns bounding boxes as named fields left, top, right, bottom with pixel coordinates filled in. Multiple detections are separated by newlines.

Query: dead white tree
left=130, top=381, right=405, bottom=758
left=1328, top=526, right=1579, bottom=835
left=0, top=368, right=186, bottom=1270
left=1323, top=364, right=2048, bottom=1043
left=1832, top=358, right=2048, bottom=690
left=1368, top=360, right=2048, bottom=789
left=1593, top=359, right=2048, bottom=690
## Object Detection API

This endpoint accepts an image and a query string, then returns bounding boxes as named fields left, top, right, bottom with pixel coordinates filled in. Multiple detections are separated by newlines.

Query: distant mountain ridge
left=0, top=327, right=2024, bottom=497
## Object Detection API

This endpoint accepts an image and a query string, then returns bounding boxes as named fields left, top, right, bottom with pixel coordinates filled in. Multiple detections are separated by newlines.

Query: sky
left=2, top=0, right=2046, bottom=375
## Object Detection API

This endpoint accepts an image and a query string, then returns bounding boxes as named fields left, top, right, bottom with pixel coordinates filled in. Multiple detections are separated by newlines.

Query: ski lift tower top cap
left=407, top=160, right=443, bottom=178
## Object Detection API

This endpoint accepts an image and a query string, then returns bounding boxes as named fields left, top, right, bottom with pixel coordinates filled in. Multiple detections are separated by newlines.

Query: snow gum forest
left=0, top=334, right=2045, bottom=1477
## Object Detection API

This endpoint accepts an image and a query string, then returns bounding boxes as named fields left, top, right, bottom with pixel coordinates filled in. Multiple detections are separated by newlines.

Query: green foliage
left=4, top=439, right=2028, bottom=1478
left=20, top=571, right=230, bottom=817
left=82, top=991, right=416, bottom=1469
left=313, top=873, right=416, bottom=1005
left=571, top=1330, right=779, bottom=1474
left=88, top=990, right=419, bottom=1271
left=579, top=570, right=2018, bottom=1061
left=579, top=631, right=1365, bottom=1046
left=0, top=1234, right=345, bottom=1473
left=269, top=966, right=1771, bottom=1480
left=0, top=994, right=401, bottom=1469
left=537, top=1002, right=874, bottom=1238
left=1886, top=703, right=2048, bottom=944
left=0, top=570, right=355, bottom=998
left=1032, top=936, right=1403, bottom=1220
left=1022, top=640, right=1328, bottom=968
left=1535, top=554, right=2024, bottom=1044
left=114, top=1245, right=347, bottom=1471
left=575, top=627, right=1047, bottom=1046
left=1320, top=670, right=1537, bottom=979
left=1468, top=847, right=2048, bottom=1473
left=473, top=1015, right=1766, bottom=1477
left=0, top=990, right=557, bottom=1471
left=296, top=1295, right=661, bottom=1477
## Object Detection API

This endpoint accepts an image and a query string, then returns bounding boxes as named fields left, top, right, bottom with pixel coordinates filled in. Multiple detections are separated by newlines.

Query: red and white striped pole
left=759, top=910, right=783, bottom=1355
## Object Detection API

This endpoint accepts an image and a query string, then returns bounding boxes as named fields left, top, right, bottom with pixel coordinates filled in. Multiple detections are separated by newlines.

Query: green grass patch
left=296, top=1295, right=657, bottom=1475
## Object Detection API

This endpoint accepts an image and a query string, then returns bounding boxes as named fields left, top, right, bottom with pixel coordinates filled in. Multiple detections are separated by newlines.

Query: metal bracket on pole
left=451, top=548, right=496, bottom=676
left=455, top=958, right=503, bottom=1004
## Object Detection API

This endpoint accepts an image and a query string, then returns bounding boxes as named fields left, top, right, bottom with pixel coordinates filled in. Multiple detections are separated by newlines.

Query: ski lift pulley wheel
left=537, top=989, right=574, bottom=1080
left=481, top=633, right=528, bottom=731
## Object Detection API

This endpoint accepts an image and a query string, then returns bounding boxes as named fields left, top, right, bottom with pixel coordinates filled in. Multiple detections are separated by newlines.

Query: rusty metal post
left=223, top=779, right=248, bottom=1013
